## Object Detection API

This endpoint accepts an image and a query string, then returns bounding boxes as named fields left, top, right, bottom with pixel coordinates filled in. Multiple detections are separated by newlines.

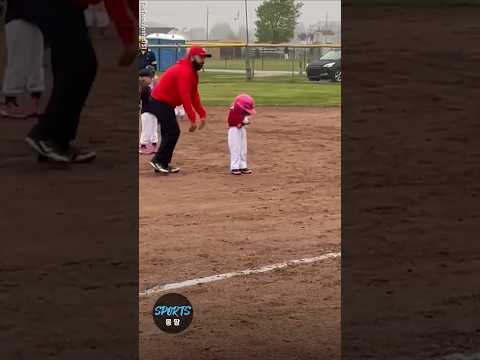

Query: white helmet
left=139, top=37, right=148, bottom=49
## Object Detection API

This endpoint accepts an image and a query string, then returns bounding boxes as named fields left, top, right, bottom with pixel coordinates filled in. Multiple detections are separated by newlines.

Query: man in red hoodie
left=24, top=0, right=137, bottom=163
left=148, top=46, right=211, bottom=174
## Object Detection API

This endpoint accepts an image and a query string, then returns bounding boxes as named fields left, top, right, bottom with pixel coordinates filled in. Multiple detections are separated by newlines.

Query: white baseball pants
left=140, top=112, right=159, bottom=145
left=2, top=20, right=45, bottom=96
left=175, top=105, right=185, bottom=117
left=228, top=126, right=248, bottom=170
left=84, top=2, right=110, bottom=28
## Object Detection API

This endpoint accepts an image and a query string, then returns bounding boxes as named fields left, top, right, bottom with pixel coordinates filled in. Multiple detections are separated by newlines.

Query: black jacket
left=138, top=50, right=157, bottom=71
left=139, top=85, right=152, bottom=114
left=4, top=0, right=32, bottom=23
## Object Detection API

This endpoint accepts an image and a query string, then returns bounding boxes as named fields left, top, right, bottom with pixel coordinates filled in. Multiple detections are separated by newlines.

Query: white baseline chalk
left=140, top=252, right=340, bottom=297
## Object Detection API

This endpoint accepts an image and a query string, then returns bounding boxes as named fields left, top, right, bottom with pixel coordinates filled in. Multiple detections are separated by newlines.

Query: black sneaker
left=240, top=168, right=252, bottom=174
left=167, top=165, right=180, bottom=173
left=231, top=169, right=242, bottom=175
left=149, top=161, right=169, bottom=174
left=69, top=146, right=96, bottom=163
left=25, top=135, right=70, bottom=162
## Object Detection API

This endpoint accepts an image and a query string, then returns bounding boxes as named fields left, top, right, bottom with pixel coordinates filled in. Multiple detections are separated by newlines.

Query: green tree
left=255, top=0, right=303, bottom=43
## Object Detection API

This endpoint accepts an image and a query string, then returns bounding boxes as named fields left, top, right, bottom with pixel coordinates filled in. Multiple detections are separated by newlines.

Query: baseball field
left=3, top=2, right=480, bottom=359
left=139, top=71, right=341, bottom=359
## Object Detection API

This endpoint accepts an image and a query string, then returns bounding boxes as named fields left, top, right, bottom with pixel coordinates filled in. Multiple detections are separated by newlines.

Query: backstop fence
left=147, top=42, right=341, bottom=80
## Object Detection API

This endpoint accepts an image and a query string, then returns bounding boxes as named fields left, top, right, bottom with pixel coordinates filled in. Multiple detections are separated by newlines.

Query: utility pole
left=206, top=7, right=209, bottom=41
left=234, top=9, right=240, bottom=37
left=244, top=0, right=252, bottom=80
left=324, top=12, right=328, bottom=43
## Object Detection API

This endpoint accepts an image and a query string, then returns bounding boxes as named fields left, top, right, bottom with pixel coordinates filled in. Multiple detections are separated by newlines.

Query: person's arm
left=190, top=75, right=207, bottom=129
left=225, top=111, right=231, bottom=129
left=178, top=70, right=197, bottom=124
left=103, top=0, right=137, bottom=66
left=192, top=85, right=206, bottom=119
left=103, top=0, right=136, bottom=46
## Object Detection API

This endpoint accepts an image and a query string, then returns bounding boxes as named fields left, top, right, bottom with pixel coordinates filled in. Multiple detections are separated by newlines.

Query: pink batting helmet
left=234, top=93, right=256, bottom=115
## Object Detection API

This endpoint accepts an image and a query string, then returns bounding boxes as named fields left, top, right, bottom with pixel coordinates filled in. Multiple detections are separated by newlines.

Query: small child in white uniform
left=175, top=105, right=185, bottom=121
left=226, top=94, right=256, bottom=175
left=0, top=1, right=45, bottom=118
left=139, top=68, right=158, bottom=154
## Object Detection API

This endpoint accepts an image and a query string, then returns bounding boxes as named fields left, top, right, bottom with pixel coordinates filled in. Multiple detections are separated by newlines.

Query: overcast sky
left=142, top=0, right=341, bottom=31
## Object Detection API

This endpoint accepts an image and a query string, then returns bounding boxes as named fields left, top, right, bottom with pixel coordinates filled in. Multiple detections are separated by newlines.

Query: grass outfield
left=198, top=72, right=341, bottom=107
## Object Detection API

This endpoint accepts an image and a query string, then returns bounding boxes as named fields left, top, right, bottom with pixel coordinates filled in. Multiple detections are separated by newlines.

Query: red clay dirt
left=341, top=6, right=480, bottom=360
left=1, top=31, right=139, bottom=359
left=139, top=107, right=341, bottom=360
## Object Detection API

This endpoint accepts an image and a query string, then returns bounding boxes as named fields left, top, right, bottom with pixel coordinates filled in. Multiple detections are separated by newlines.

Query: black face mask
left=192, top=59, right=204, bottom=71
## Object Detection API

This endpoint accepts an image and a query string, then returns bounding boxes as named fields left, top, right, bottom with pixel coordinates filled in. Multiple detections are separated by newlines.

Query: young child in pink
left=226, top=94, right=256, bottom=175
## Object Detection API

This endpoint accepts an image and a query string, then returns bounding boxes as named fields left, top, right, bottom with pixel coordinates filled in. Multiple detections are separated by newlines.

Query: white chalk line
left=139, top=251, right=340, bottom=298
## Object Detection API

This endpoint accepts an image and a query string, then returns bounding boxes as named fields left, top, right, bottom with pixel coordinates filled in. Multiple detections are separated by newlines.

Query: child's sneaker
left=139, top=144, right=149, bottom=154
left=0, top=102, right=28, bottom=119
left=231, top=169, right=242, bottom=175
left=147, top=144, right=157, bottom=154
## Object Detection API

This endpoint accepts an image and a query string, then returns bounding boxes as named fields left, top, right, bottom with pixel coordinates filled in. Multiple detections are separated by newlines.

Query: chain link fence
left=148, top=43, right=340, bottom=80
left=206, top=46, right=327, bottom=73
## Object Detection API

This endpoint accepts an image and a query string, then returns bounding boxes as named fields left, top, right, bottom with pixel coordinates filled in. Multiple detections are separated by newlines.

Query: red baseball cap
left=188, top=46, right=212, bottom=58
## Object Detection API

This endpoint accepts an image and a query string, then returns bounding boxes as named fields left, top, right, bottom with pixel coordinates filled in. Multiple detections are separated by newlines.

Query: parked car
left=306, top=49, right=341, bottom=82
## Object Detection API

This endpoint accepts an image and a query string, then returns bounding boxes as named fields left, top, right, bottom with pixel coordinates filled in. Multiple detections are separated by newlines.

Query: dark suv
left=306, top=49, right=341, bottom=82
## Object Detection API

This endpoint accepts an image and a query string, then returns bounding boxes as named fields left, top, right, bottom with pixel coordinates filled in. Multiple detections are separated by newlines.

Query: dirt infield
left=342, top=6, right=480, bottom=359
left=139, top=107, right=341, bottom=360
left=1, top=32, right=139, bottom=358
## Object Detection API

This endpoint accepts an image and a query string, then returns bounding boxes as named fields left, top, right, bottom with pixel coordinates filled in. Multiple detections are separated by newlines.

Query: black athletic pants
left=149, top=99, right=180, bottom=167
left=27, top=0, right=97, bottom=146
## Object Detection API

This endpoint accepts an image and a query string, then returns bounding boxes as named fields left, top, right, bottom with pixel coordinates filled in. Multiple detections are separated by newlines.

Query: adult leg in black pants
left=148, top=100, right=181, bottom=174
left=25, top=0, right=97, bottom=163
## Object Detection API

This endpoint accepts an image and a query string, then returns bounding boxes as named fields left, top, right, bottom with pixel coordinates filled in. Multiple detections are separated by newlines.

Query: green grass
left=198, top=71, right=341, bottom=107
left=205, top=58, right=307, bottom=72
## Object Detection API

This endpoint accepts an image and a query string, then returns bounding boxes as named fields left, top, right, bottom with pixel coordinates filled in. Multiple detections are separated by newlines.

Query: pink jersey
left=227, top=105, right=248, bottom=127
